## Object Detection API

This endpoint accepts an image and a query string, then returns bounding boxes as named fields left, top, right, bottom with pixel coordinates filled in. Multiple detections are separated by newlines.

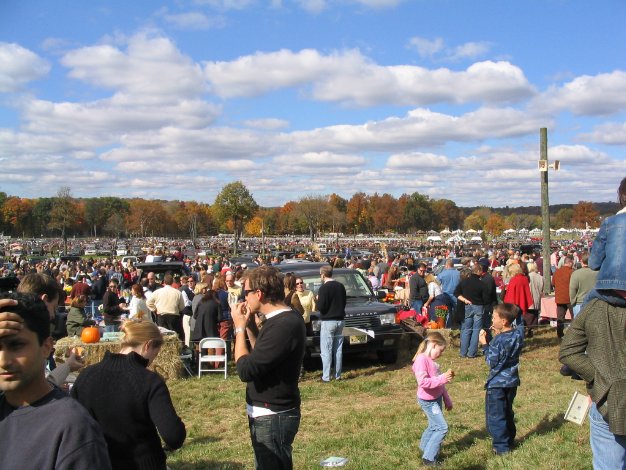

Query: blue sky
left=2, top=0, right=626, bottom=208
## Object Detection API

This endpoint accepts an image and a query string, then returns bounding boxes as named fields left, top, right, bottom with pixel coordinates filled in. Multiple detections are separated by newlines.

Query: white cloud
left=193, top=0, right=255, bottom=10
left=449, top=41, right=491, bottom=60
left=0, top=43, right=50, bottom=92
left=387, top=152, right=449, bottom=169
left=61, top=32, right=207, bottom=102
left=159, top=11, right=225, bottom=30
left=535, top=71, right=626, bottom=116
left=408, top=37, right=444, bottom=58
left=242, top=118, right=290, bottom=130
left=581, top=121, right=626, bottom=145
left=297, top=0, right=327, bottom=13
left=273, top=151, right=365, bottom=169
left=205, top=48, right=534, bottom=106
left=407, top=36, right=491, bottom=61
left=285, top=106, right=548, bottom=153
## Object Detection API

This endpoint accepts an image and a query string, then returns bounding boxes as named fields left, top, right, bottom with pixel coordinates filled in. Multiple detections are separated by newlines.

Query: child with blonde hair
left=412, top=332, right=454, bottom=467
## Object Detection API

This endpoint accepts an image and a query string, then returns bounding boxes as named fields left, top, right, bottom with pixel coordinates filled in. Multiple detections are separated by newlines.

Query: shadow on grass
left=171, top=460, right=245, bottom=470
left=522, top=331, right=562, bottom=353
left=447, top=428, right=487, bottom=454
left=517, top=413, right=566, bottom=444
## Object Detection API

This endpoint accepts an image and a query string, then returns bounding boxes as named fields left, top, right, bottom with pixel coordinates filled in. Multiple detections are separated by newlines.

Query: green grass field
left=165, top=327, right=592, bottom=469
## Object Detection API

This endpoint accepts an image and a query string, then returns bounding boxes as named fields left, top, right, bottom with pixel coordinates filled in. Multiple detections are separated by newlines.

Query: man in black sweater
left=0, top=293, right=112, bottom=469
left=317, top=265, right=347, bottom=382
left=409, top=262, right=429, bottom=314
left=232, top=266, right=306, bottom=470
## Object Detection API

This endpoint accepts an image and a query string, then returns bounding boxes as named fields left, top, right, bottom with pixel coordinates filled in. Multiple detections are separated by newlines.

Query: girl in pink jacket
left=412, top=332, right=454, bottom=467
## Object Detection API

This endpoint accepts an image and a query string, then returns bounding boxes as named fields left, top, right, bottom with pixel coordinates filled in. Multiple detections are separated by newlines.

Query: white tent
left=440, top=228, right=451, bottom=234
left=556, top=227, right=570, bottom=233
left=465, top=229, right=477, bottom=234
left=426, top=235, right=442, bottom=242
left=446, top=235, right=466, bottom=243
left=503, top=228, right=516, bottom=234
left=529, top=228, right=542, bottom=235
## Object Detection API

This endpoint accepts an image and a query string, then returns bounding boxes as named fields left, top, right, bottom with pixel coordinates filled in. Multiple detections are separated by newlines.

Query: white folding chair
left=198, top=337, right=228, bottom=378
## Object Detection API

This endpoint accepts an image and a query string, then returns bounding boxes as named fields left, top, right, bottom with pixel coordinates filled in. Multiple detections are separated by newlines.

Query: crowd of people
left=2, top=178, right=626, bottom=469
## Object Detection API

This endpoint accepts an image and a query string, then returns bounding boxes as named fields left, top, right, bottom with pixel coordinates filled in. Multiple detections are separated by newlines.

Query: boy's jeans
left=486, top=387, right=517, bottom=454
left=589, top=402, right=626, bottom=470
left=460, top=304, right=483, bottom=357
left=418, top=396, right=448, bottom=462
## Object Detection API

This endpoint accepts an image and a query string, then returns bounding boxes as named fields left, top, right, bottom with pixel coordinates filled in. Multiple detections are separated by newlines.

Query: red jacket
left=553, top=265, right=573, bottom=304
left=504, top=274, right=533, bottom=314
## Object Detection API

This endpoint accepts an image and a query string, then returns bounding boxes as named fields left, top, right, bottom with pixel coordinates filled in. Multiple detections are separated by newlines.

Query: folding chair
left=198, top=337, right=228, bottom=378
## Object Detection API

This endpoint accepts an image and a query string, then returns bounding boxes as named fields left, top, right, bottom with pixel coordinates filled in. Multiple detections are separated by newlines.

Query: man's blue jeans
left=320, top=320, right=344, bottom=381
left=485, top=387, right=517, bottom=454
left=446, top=295, right=457, bottom=328
left=589, top=402, right=626, bottom=470
left=411, top=300, right=424, bottom=314
left=248, top=409, right=300, bottom=470
left=418, top=396, right=448, bottom=462
left=460, top=304, right=483, bottom=358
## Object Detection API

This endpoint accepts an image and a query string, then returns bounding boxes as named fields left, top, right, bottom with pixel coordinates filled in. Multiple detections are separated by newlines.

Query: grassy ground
left=165, top=327, right=592, bottom=469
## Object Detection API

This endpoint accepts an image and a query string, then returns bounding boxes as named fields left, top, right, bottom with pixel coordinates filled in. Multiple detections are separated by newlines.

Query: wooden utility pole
left=540, top=128, right=552, bottom=295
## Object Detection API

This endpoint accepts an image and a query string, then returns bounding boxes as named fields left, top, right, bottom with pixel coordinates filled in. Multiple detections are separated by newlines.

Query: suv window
left=298, top=271, right=373, bottom=298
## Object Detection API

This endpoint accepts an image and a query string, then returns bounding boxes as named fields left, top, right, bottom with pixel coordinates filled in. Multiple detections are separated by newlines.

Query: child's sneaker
left=422, top=458, right=440, bottom=467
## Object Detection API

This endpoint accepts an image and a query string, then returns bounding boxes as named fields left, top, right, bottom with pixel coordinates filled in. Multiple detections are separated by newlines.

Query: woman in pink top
left=412, top=332, right=454, bottom=467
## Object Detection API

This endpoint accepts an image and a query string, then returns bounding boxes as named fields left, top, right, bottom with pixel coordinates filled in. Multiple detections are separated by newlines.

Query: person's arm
left=569, top=274, right=579, bottom=306
left=413, top=356, right=452, bottom=389
left=559, top=307, right=595, bottom=382
left=147, top=378, right=186, bottom=450
left=232, top=301, right=252, bottom=362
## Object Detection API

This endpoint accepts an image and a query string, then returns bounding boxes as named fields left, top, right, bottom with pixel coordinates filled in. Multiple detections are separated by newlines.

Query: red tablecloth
left=540, top=296, right=572, bottom=320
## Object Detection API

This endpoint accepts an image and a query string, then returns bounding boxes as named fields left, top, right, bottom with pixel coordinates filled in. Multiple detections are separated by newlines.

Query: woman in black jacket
left=71, top=320, right=186, bottom=469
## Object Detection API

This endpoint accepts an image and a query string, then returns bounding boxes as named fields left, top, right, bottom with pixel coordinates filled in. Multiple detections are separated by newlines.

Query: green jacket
left=559, top=299, right=626, bottom=435
left=66, top=307, right=91, bottom=337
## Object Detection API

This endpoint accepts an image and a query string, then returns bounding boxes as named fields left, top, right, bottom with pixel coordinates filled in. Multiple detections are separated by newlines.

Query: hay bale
left=54, top=334, right=182, bottom=380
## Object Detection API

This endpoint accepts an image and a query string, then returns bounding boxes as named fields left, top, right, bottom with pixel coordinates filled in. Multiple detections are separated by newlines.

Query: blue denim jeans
left=320, top=320, right=344, bottom=381
left=418, top=396, right=448, bottom=462
left=446, top=295, right=457, bottom=328
left=248, top=409, right=301, bottom=470
left=104, top=324, right=119, bottom=333
left=572, top=304, right=582, bottom=318
left=411, top=300, right=424, bottom=314
left=589, top=402, right=626, bottom=470
left=485, top=387, right=517, bottom=454
left=460, top=304, right=483, bottom=358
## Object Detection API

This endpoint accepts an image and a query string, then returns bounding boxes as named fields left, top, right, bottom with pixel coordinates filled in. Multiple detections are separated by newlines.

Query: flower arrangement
left=434, top=305, right=449, bottom=319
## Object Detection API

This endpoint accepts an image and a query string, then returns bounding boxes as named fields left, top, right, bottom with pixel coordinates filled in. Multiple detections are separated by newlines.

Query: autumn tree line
left=0, top=182, right=610, bottom=242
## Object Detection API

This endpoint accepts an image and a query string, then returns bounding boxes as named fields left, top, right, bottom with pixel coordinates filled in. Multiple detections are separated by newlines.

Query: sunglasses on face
left=295, top=282, right=304, bottom=285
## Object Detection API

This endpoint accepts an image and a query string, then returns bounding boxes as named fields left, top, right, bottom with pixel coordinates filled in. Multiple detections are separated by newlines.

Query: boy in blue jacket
left=479, top=303, right=524, bottom=455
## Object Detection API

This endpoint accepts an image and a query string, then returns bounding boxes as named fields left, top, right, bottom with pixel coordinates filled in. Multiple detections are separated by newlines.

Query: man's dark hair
left=0, top=292, right=51, bottom=345
left=417, top=262, right=428, bottom=270
left=163, top=273, right=173, bottom=285
left=17, top=273, right=62, bottom=301
left=247, top=266, right=285, bottom=303
left=494, top=303, right=519, bottom=325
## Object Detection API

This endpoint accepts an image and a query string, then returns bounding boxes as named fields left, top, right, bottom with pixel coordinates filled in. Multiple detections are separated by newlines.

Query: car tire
left=377, top=348, right=398, bottom=364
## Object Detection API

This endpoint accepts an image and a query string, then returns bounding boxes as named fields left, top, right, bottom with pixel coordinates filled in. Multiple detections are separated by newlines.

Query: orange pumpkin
left=428, top=321, right=439, bottom=329
left=81, top=326, right=101, bottom=343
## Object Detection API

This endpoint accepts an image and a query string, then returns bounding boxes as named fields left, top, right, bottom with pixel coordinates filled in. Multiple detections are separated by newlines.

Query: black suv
left=276, top=264, right=403, bottom=365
